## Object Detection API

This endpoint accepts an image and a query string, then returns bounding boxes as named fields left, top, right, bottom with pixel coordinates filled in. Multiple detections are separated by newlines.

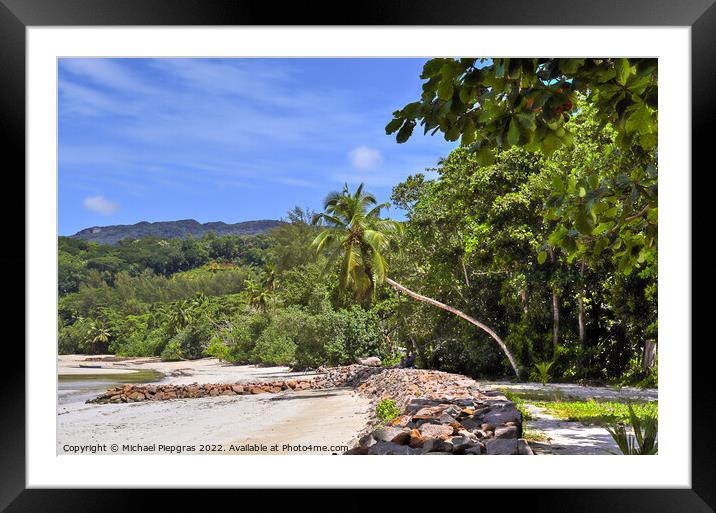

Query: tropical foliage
left=57, top=58, right=657, bottom=387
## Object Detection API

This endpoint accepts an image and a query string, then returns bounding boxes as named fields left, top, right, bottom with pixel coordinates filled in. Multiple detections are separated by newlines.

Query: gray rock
left=459, top=416, right=484, bottom=431
left=421, top=439, right=454, bottom=454
left=358, top=433, right=377, bottom=448
left=357, top=356, right=382, bottom=367
left=372, top=427, right=408, bottom=443
left=483, top=408, right=522, bottom=426
left=442, top=405, right=462, bottom=417
left=518, top=439, right=534, bottom=455
left=494, top=425, right=519, bottom=439
left=438, top=413, right=457, bottom=424
left=449, top=436, right=474, bottom=454
left=368, top=441, right=418, bottom=455
left=465, top=443, right=485, bottom=455
left=485, top=438, right=519, bottom=455
left=344, top=446, right=369, bottom=455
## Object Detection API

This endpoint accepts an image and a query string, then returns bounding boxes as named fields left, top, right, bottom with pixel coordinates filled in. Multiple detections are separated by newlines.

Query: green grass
left=522, top=427, right=548, bottom=442
left=533, top=399, right=658, bottom=426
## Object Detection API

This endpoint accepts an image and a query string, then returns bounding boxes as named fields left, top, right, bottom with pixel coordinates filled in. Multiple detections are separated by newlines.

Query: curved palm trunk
left=384, top=277, right=520, bottom=378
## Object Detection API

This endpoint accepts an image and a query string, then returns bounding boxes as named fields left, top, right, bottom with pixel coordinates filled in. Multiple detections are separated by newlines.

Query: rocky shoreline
left=88, top=365, right=531, bottom=455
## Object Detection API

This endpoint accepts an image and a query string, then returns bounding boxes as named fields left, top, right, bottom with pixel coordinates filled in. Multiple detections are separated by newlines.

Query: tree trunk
left=551, top=290, right=560, bottom=357
left=549, top=249, right=560, bottom=357
left=520, top=288, right=529, bottom=315
left=384, top=277, right=520, bottom=378
left=577, top=260, right=586, bottom=347
left=642, top=340, right=657, bottom=372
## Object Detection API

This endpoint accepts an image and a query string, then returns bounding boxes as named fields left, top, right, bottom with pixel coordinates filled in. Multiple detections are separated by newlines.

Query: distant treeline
left=59, top=233, right=271, bottom=295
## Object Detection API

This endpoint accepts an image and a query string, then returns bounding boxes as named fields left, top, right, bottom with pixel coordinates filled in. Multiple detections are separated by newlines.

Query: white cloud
left=83, top=195, right=119, bottom=215
left=349, top=146, right=383, bottom=170
left=61, top=59, right=154, bottom=94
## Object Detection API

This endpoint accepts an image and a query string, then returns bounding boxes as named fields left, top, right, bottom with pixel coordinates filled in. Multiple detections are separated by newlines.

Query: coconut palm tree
left=87, top=320, right=111, bottom=354
left=244, top=278, right=271, bottom=311
left=312, top=182, right=520, bottom=377
left=166, top=299, right=194, bottom=335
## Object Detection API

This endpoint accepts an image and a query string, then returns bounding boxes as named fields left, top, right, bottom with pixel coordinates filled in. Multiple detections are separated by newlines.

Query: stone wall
left=88, top=379, right=314, bottom=403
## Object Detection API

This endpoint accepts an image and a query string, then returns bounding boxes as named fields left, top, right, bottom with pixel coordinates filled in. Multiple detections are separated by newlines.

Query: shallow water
left=58, top=369, right=165, bottom=405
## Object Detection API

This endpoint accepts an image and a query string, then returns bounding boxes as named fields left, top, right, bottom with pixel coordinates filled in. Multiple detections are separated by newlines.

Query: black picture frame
left=2, top=1, right=713, bottom=511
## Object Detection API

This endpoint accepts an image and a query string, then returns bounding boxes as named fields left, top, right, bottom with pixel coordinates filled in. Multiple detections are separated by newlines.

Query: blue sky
left=58, top=58, right=458, bottom=235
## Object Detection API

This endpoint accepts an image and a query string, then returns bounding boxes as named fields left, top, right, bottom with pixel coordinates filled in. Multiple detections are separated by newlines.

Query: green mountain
left=70, top=219, right=283, bottom=245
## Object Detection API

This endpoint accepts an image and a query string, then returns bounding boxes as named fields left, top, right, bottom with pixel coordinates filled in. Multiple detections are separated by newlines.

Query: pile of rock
left=88, top=379, right=314, bottom=404
left=87, top=364, right=533, bottom=455
left=89, top=365, right=391, bottom=404
left=346, top=394, right=532, bottom=455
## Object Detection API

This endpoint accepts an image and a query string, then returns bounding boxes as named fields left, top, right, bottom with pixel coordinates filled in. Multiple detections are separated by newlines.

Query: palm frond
left=365, top=201, right=390, bottom=219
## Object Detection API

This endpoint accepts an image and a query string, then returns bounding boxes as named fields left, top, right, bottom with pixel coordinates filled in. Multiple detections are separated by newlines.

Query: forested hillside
left=71, top=219, right=282, bottom=245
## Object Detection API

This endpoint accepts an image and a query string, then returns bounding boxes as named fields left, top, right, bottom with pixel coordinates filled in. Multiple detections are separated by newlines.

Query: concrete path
left=480, top=381, right=657, bottom=402
left=478, top=381, right=656, bottom=455
left=523, top=404, right=621, bottom=455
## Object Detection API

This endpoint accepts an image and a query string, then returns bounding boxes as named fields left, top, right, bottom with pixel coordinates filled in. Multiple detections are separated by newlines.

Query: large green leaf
left=615, top=58, right=631, bottom=86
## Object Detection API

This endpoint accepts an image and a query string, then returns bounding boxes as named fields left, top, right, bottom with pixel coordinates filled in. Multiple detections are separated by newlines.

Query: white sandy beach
left=57, top=355, right=371, bottom=455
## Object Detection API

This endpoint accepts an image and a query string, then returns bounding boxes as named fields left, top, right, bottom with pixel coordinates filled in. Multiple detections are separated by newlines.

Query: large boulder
left=485, top=438, right=519, bottom=455
left=357, top=356, right=382, bottom=367
left=494, top=425, right=519, bottom=439
left=482, top=408, right=522, bottom=426
left=419, top=423, right=454, bottom=440
left=372, top=427, right=410, bottom=444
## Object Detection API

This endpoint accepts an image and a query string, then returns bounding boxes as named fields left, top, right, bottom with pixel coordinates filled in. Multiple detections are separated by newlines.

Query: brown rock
left=413, top=406, right=444, bottom=420
left=390, top=415, right=412, bottom=428
left=408, top=429, right=425, bottom=448
left=419, top=423, right=454, bottom=440
left=231, top=384, right=245, bottom=394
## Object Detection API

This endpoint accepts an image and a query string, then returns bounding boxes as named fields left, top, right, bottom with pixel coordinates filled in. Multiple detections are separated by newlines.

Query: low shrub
left=160, top=339, right=184, bottom=361
left=376, top=398, right=400, bottom=424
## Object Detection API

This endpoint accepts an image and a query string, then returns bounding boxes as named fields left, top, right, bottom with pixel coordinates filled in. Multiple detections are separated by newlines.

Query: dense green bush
left=58, top=316, right=94, bottom=354
left=160, top=338, right=184, bottom=361
left=376, top=399, right=401, bottom=424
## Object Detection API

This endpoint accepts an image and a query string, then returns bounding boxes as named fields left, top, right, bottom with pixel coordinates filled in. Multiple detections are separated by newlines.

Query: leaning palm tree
left=312, top=182, right=520, bottom=377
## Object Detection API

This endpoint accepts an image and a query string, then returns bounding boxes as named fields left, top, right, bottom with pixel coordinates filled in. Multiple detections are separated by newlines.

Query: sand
left=57, top=356, right=372, bottom=455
